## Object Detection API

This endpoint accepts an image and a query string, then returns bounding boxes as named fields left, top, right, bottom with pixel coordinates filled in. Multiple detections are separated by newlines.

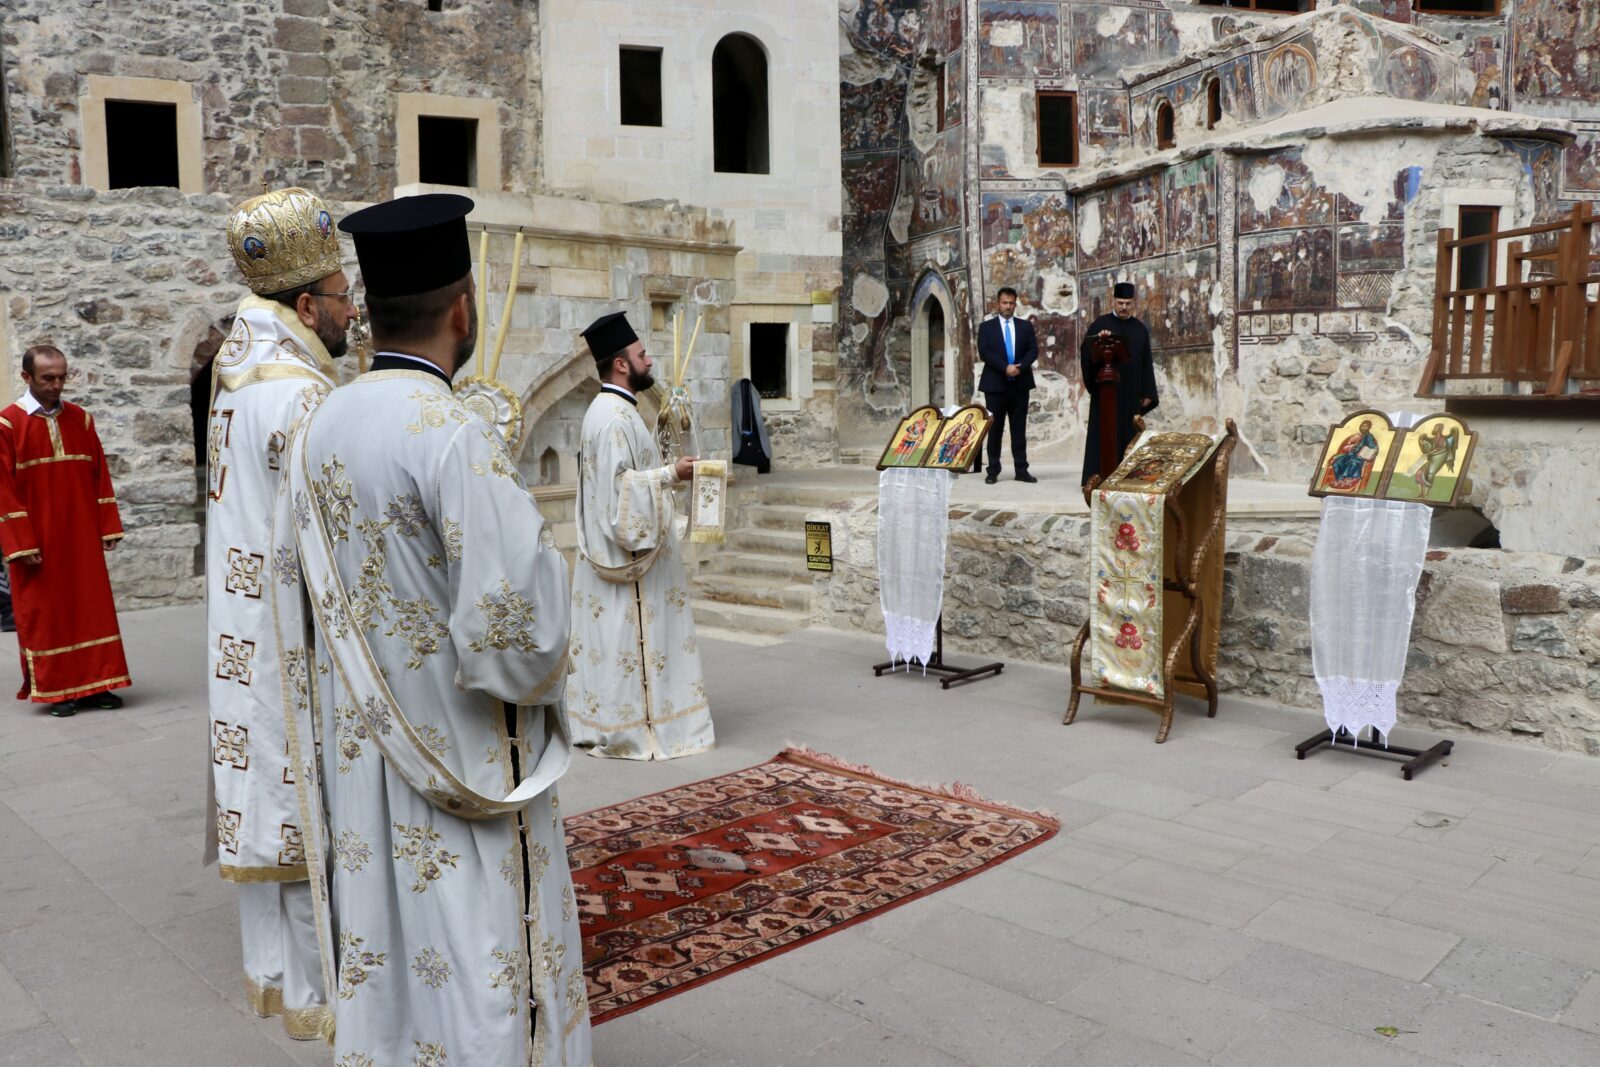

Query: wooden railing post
left=1548, top=202, right=1591, bottom=395
left=1420, top=225, right=1455, bottom=396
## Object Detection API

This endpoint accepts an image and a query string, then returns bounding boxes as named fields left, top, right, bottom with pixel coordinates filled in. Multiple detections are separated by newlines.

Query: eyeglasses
left=310, top=289, right=356, bottom=304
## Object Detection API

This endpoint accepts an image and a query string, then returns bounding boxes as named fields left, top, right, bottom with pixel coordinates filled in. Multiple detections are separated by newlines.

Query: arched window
left=1156, top=100, right=1176, bottom=150
left=712, top=33, right=769, bottom=174
left=1206, top=78, right=1222, bottom=130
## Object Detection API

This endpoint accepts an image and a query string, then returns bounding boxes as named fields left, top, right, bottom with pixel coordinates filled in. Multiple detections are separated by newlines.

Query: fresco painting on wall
left=843, top=154, right=901, bottom=261
left=1238, top=149, right=1334, bottom=233
left=1382, top=42, right=1442, bottom=103
left=980, top=190, right=1076, bottom=372
left=845, top=0, right=922, bottom=61
left=1503, top=138, right=1565, bottom=224
left=1114, top=174, right=1165, bottom=264
left=1216, top=55, right=1256, bottom=123
left=1076, top=188, right=1121, bottom=271
left=1077, top=267, right=1126, bottom=326
left=910, top=132, right=963, bottom=239
left=842, top=77, right=906, bottom=154
left=1458, top=33, right=1505, bottom=111
left=1512, top=2, right=1600, bottom=105
left=1149, top=251, right=1217, bottom=352
left=1338, top=224, right=1405, bottom=274
left=1350, top=0, right=1410, bottom=23
left=1260, top=40, right=1317, bottom=118
left=1069, top=6, right=1179, bottom=81
left=1239, top=228, right=1336, bottom=313
left=1081, top=90, right=1130, bottom=150
left=1165, top=156, right=1218, bottom=252
left=1338, top=273, right=1393, bottom=310
left=1564, top=129, right=1600, bottom=200
left=977, top=1, right=1063, bottom=78
left=944, top=49, right=964, bottom=129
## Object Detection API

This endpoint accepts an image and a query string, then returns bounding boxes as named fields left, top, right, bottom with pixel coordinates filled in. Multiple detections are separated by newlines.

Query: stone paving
left=3, top=606, right=1600, bottom=1066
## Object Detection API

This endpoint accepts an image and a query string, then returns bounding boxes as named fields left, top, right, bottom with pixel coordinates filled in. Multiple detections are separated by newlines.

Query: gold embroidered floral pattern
left=416, top=724, right=450, bottom=758
left=319, top=586, right=351, bottom=640
left=441, top=517, right=463, bottom=562
left=566, top=966, right=589, bottom=1021
left=334, top=704, right=369, bottom=773
left=334, top=829, right=372, bottom=873
left=338, top=931, right=386, bottom=1000
left=385, top=493, right=430, bottom=537
left=469, top=579, right=539, bottom=654
left=411, top=1041, right=448, bottom=1067
left=682, top=635, right=698, bottom=654
left=412, top=947, right=451, bottom=989
left=665, top=587, right=687, bottom=609
left=489, top=947, right=527, bottom=1017
left=363, top=695, right=394, bottom=736
left=335, top=1054, right=375, bottom=1067
left=406, top=389, right=470, bottom=435
left=293, top=490, right=312, bottom=531
left=349, top=519, right=393, bottom=633
left=392, top=821, right=460, bottom=893
left=315, top=456, right=357, bottom=543
left=528, top=836, right=550, bottom=884
left=500, top=844, right=520, bottom=887
left=469, top=430, right=521, bottom=483
left=271, top=546, right=298, bottom=586
left=386, top=595, right=449, bottom=670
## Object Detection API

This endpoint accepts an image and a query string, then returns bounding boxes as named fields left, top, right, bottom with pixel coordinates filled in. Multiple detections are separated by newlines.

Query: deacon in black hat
left=287, top=191, right=595, bottom=1063
left=566, top=308, right=712, bottom=761
left=339, top=191, right=478, bottom=383
left=1080, top=280, right=1160, bottom=486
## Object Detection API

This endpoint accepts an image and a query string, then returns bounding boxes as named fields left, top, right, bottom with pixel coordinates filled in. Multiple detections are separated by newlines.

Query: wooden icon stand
left=1090, top=334, right=1130, bottom=484
left=1064, top=420, right=1239, bottom=743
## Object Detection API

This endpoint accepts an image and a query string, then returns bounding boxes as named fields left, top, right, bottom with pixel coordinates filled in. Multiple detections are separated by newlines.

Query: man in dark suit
left=977, top=286, right=1038, bottom=483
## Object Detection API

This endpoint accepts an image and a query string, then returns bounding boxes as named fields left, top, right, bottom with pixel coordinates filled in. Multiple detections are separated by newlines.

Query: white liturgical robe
left=283, top=366, right=591, bottom=1067
left=203, top=295, right=335, bottom=1036
left=569, top=388, right=714, bottom=760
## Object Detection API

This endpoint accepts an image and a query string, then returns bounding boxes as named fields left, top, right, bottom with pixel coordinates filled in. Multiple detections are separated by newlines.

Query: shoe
left=1016, top=472, right=1038, bottom=483
left=83, top=691, right=124, bottom=710
left=984, top=473, right=998, bottom=484
left=49, top=701, right=77, bottom=717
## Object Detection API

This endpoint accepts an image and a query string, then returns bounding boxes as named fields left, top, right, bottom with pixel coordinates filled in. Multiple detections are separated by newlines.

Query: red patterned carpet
left=565, top=747, right=1060, bottom=1023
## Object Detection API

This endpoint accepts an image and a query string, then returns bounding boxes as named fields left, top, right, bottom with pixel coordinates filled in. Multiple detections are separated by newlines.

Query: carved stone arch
left=516, top=344, right=600, bottom=485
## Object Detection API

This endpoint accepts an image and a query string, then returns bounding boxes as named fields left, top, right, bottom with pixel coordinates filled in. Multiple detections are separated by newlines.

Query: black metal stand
left=872, top=616, right=1004, bottom=690
left=1295, top=726, right=1453, bottom=781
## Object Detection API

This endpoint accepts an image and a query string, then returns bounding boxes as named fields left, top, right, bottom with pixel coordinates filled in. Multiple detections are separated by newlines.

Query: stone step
left=693, top=574, right=812, bottom=612
left=727, top=525, right=809, bottom=555
left=745, top=502, right=815, bottom=531
left=691, top=598, right=808, bottom=636
left=698, top=550, right=814, bottom=582
left=730, top=483, right=865, bottom=510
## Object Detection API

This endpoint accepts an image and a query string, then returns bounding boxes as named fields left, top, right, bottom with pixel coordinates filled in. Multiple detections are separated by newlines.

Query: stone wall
left=797, top=494, right=1600, bottom=756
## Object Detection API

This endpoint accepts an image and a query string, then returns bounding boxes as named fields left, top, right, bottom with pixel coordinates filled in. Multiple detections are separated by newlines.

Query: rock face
left=801, top=494, right=1600, bottom=756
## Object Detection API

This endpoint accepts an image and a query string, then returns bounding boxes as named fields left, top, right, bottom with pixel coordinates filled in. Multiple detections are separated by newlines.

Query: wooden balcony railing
left=1417, top=202, right=1600, bottom=398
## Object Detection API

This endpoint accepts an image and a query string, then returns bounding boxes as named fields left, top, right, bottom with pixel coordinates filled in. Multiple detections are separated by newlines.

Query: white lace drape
left=878, top=467, right=954, bottom=667
left=1310, top=414, right=1432, bottom=745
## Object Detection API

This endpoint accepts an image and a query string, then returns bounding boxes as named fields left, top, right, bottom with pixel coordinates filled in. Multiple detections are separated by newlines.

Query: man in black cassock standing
left=977, top=286, right=1038, bottom=484
left=1080, top=281, right=1159, bottom=487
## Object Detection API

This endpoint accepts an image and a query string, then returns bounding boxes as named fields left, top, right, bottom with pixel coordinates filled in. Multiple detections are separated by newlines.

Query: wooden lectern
left=1090, top=334, right=1130, bottom=484
left=1065, top=419, right=1238, bottom=743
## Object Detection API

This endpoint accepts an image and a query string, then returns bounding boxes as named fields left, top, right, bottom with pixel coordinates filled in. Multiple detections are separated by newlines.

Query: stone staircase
left=691, top=492, right=821, bottom=639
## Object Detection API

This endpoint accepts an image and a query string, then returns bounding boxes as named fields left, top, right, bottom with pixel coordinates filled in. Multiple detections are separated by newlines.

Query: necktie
left=1004, top=319, right=1015, bottom=364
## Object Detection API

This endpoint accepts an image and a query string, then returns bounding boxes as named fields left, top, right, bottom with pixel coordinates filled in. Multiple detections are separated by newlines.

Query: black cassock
left=1079, top=314, right=1160, bottom=486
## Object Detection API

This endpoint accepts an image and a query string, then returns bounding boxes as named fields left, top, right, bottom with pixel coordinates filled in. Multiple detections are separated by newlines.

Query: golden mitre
left=226, top=187, right=342, bottom=295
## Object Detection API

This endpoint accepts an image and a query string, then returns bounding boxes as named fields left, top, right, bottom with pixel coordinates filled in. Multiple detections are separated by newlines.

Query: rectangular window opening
left=1414, top=1, right=1498, bottom=15
left=427, top=0, right=445, bottom=12
left=105, top=100, right=180, bottom=189
left=1456, top=206, right=1499, bottom=293
left=620, top=47, right=663, bottom=127
left=749, top=323, right=789, bottom=400
left=417, top=115, right=477, bottom=187
left=1037, top=91, right=1077, bottom=168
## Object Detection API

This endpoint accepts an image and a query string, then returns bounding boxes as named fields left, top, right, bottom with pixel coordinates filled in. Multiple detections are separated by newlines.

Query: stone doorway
left=910, top=277, right=952, bottom=410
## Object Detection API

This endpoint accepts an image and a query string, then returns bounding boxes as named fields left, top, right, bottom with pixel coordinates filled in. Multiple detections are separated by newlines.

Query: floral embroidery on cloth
left=1089, top=490, right=1164, bottom=697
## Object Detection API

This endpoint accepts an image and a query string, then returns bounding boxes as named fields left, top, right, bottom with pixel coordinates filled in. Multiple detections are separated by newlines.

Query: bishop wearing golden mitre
left=205, top=185, right=353, bottom=1039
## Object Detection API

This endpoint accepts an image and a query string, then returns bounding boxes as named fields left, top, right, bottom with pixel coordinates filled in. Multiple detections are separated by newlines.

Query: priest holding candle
left=567, top=309, right=715, bottom=761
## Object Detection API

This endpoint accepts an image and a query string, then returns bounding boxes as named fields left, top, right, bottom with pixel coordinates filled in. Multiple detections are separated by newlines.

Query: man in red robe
left=0, top=345, right=130, bottom=716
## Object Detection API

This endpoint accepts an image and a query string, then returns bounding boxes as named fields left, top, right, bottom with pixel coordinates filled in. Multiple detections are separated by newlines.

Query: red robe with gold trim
left=0, top=398, right=130, bottom=703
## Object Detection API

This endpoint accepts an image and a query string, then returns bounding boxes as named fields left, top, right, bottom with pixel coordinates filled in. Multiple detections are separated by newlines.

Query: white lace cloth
left=1310, top=413, right=1432, bottom=744
left=878, top=467, right=955, bottom=668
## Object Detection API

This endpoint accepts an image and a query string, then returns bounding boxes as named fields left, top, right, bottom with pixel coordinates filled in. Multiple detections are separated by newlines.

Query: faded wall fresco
left=979, top=190, right=1077, bottom=371
left=977, top=1, right=1062, bottom=78
left=1512, top=1, right=1600, bottom=107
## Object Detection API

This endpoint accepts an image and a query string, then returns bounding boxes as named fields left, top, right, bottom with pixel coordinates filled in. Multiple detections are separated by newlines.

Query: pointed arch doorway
left=910, top=272, right=956, bottom=410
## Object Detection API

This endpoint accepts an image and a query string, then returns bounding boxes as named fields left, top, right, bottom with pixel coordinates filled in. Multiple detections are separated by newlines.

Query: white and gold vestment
left=283, top=367, right=591, bottom=1066
left=204, top=292, right=336, bottom=1037
left=569, top=388, right=714, bottom=760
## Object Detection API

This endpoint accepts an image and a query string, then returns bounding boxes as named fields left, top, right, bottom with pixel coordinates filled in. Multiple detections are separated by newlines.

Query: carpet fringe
left=778, top=743, right=1061, bottom=831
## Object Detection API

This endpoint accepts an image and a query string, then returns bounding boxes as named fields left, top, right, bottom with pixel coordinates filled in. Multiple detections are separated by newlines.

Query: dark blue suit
left=977, top=314, right=1037, bottom=477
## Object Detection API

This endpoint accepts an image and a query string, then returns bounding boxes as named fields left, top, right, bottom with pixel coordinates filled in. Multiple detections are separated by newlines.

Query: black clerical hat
left=1113, top=281, right=1136, bottom=299
left=338, top=193, right=475, bottom=298
left=581, top=311, right=640, bottom=364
